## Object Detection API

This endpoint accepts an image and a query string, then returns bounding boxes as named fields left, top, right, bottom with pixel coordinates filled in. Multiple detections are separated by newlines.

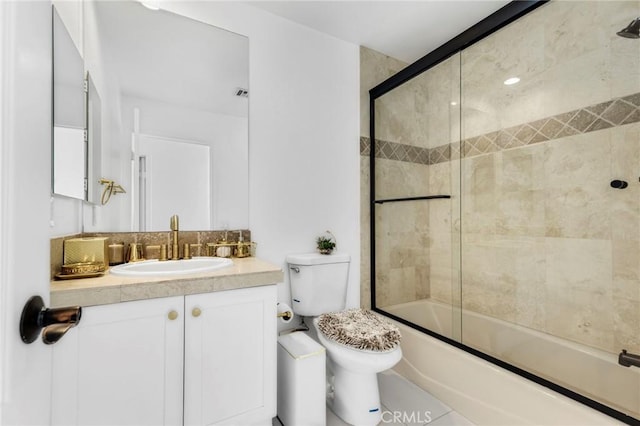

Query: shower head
left=617, top=18, right=640, bottom=39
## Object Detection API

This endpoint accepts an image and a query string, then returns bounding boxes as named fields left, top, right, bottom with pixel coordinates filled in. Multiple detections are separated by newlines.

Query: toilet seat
left=316, top=308, right=401, bottom=352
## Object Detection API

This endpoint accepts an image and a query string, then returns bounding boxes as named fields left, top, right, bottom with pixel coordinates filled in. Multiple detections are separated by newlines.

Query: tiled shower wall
left=459, top=0, right=640, bottom=355
left=360, top=47, right=408, bottom=309
left=362, top=0, right=640, bottom=355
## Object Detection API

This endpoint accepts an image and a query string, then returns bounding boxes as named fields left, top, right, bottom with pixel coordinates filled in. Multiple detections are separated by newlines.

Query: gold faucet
left=170, top=214, right=180, bottom=260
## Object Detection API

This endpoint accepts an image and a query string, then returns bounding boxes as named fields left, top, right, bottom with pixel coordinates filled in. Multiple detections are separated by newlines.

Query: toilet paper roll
left=277, top=302, right=294, bottom=324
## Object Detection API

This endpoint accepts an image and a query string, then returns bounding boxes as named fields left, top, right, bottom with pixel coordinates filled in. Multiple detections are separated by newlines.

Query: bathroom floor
left=273, top=370, right=474, bottom=426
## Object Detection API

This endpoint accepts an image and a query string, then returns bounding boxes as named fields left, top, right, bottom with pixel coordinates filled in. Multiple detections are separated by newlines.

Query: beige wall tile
left=613, top=239, right=640, bottom=303
left=614, top=297, right=640, bottom=354
left=545, top=238, right=614, bottom=351
left=461, top=1, right=640, bottom=138
left=360, top=156, right=371, bottom=309
left=360, top=47, right=407, bottom=138
left=374, top=158, right=430, bottom=200
left=462, top=154, right=497, bottom=234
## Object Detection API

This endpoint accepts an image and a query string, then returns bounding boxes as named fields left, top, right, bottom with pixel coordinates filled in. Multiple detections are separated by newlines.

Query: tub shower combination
left=368, top=0, right=640, bottom=423
left=385, top=299, right=640, bottom=419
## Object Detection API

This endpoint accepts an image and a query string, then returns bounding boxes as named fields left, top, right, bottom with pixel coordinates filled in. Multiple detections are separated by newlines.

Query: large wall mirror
left=87, top=1, right=249, bottom=232
left=53, top=0, right=249, bottom=232
left=52, top=6, right=86, bottom=200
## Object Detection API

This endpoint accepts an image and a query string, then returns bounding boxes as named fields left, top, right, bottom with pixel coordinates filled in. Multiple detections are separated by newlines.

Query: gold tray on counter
left=55, top=271, right=105, bottom=280
left=55, top=262, right=106, bottom=280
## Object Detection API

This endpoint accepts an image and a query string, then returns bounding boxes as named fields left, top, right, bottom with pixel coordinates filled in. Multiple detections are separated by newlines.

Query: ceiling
left=246, top=1, right=511, bottom=64
left=88, top=1, right=513, bottom=116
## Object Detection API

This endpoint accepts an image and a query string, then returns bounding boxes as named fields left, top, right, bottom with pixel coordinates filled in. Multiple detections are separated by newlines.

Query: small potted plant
left=316, top=233, right=336, bottom=255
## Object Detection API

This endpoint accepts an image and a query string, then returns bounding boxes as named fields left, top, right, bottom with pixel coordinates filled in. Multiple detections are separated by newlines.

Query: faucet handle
left=127, top=243, right=144, bottom=262
left=170, top=214, right=179, bottom=231
left=159, top=244, right=168, bottom=261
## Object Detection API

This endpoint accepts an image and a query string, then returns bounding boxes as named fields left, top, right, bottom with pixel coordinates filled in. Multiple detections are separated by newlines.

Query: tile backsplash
left=50, top=230, right=251, bottom=280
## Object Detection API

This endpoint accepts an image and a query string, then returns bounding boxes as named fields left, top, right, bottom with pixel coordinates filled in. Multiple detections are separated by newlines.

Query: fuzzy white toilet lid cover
left=317, top=308, right=401, bottom=352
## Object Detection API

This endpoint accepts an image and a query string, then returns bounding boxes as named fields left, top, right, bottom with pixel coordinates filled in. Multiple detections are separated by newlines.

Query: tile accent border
left=360, top=137, right=452, bottom=165
left=363, top=91, right=640, bottom=164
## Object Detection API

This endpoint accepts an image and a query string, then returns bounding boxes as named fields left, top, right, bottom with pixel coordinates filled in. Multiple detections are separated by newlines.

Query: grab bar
left=374, top=195, right=451, bottom=204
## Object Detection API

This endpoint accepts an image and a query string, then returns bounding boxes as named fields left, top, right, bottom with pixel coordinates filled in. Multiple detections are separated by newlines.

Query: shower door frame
left=368, top=1, right=637, bottom=424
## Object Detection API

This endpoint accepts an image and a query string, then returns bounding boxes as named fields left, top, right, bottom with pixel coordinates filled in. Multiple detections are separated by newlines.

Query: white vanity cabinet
left=51, top=295, right=185, bottom=426
left=184, top=285, right=277, bottom=426
left=51, top=285, right=277, bottom=426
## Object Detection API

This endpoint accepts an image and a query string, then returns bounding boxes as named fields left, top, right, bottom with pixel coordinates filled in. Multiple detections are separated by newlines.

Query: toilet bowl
left=286, top=253, right=402, bottom=426
left=313, top=317, right=402, bottom=373
left=313, top=318, right=402, bottom=425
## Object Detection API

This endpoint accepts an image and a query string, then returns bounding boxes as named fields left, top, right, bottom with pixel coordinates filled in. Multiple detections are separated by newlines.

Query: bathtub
left=382, top=299, right=640, bottom=422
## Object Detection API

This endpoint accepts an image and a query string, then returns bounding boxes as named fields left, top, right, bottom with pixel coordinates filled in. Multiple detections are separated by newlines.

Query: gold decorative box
left=63, top=237, right=109, bottom=269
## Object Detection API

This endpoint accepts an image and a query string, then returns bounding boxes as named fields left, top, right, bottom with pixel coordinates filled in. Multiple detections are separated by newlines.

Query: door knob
left=168, top=310, right=179, bottom=321
left=192, top=307, right=202, bottom=317
left=20, top=296, right=82, bottom=345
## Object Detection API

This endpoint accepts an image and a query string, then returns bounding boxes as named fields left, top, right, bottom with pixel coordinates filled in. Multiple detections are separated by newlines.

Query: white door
left=0, top=2, right=56, bottom=425
left=137, top=134, right=211, bottom=231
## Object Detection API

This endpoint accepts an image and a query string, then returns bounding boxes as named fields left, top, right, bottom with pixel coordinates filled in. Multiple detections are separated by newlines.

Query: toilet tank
left=286, top=253, right=350, bottom=316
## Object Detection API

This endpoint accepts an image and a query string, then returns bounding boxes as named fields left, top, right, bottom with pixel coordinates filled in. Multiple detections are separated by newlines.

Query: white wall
left=161, top=2, right=361, bottom=308
left=50, top=196, right=83, bottom=237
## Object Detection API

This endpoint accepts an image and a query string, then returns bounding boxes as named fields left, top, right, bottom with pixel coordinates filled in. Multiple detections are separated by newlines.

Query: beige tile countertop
left=50, top=257, right=283, bottom=308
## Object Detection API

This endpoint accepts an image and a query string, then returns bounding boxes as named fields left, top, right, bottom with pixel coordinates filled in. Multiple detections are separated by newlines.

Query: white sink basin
left=110, top=257, right=233, bottom=277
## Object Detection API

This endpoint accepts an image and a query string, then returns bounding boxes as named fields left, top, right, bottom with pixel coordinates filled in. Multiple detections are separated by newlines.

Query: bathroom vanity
left=50, top=258, right=282, bottom=426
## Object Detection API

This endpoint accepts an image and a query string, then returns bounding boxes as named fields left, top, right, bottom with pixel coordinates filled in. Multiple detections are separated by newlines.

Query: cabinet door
left=52, top=296, right=184, bottom=426
left=184, top=285, right=277, bottom=426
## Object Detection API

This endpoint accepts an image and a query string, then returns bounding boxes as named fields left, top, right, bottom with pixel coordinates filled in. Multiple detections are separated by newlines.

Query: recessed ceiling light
left=503, top=77, right=520, bottom=86
left=140, top=2, right=160, bottom=11
left=450, top=101, right=458, bottom=106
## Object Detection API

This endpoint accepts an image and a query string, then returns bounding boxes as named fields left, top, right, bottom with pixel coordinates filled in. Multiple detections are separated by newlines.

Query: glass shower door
left=459, top=0, right=640, bottom=418
left=372, top=54, right=462, bottom=342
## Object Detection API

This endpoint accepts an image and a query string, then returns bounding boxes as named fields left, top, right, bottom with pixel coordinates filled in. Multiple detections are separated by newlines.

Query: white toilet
left=286, top=252, right=402, bottom=426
